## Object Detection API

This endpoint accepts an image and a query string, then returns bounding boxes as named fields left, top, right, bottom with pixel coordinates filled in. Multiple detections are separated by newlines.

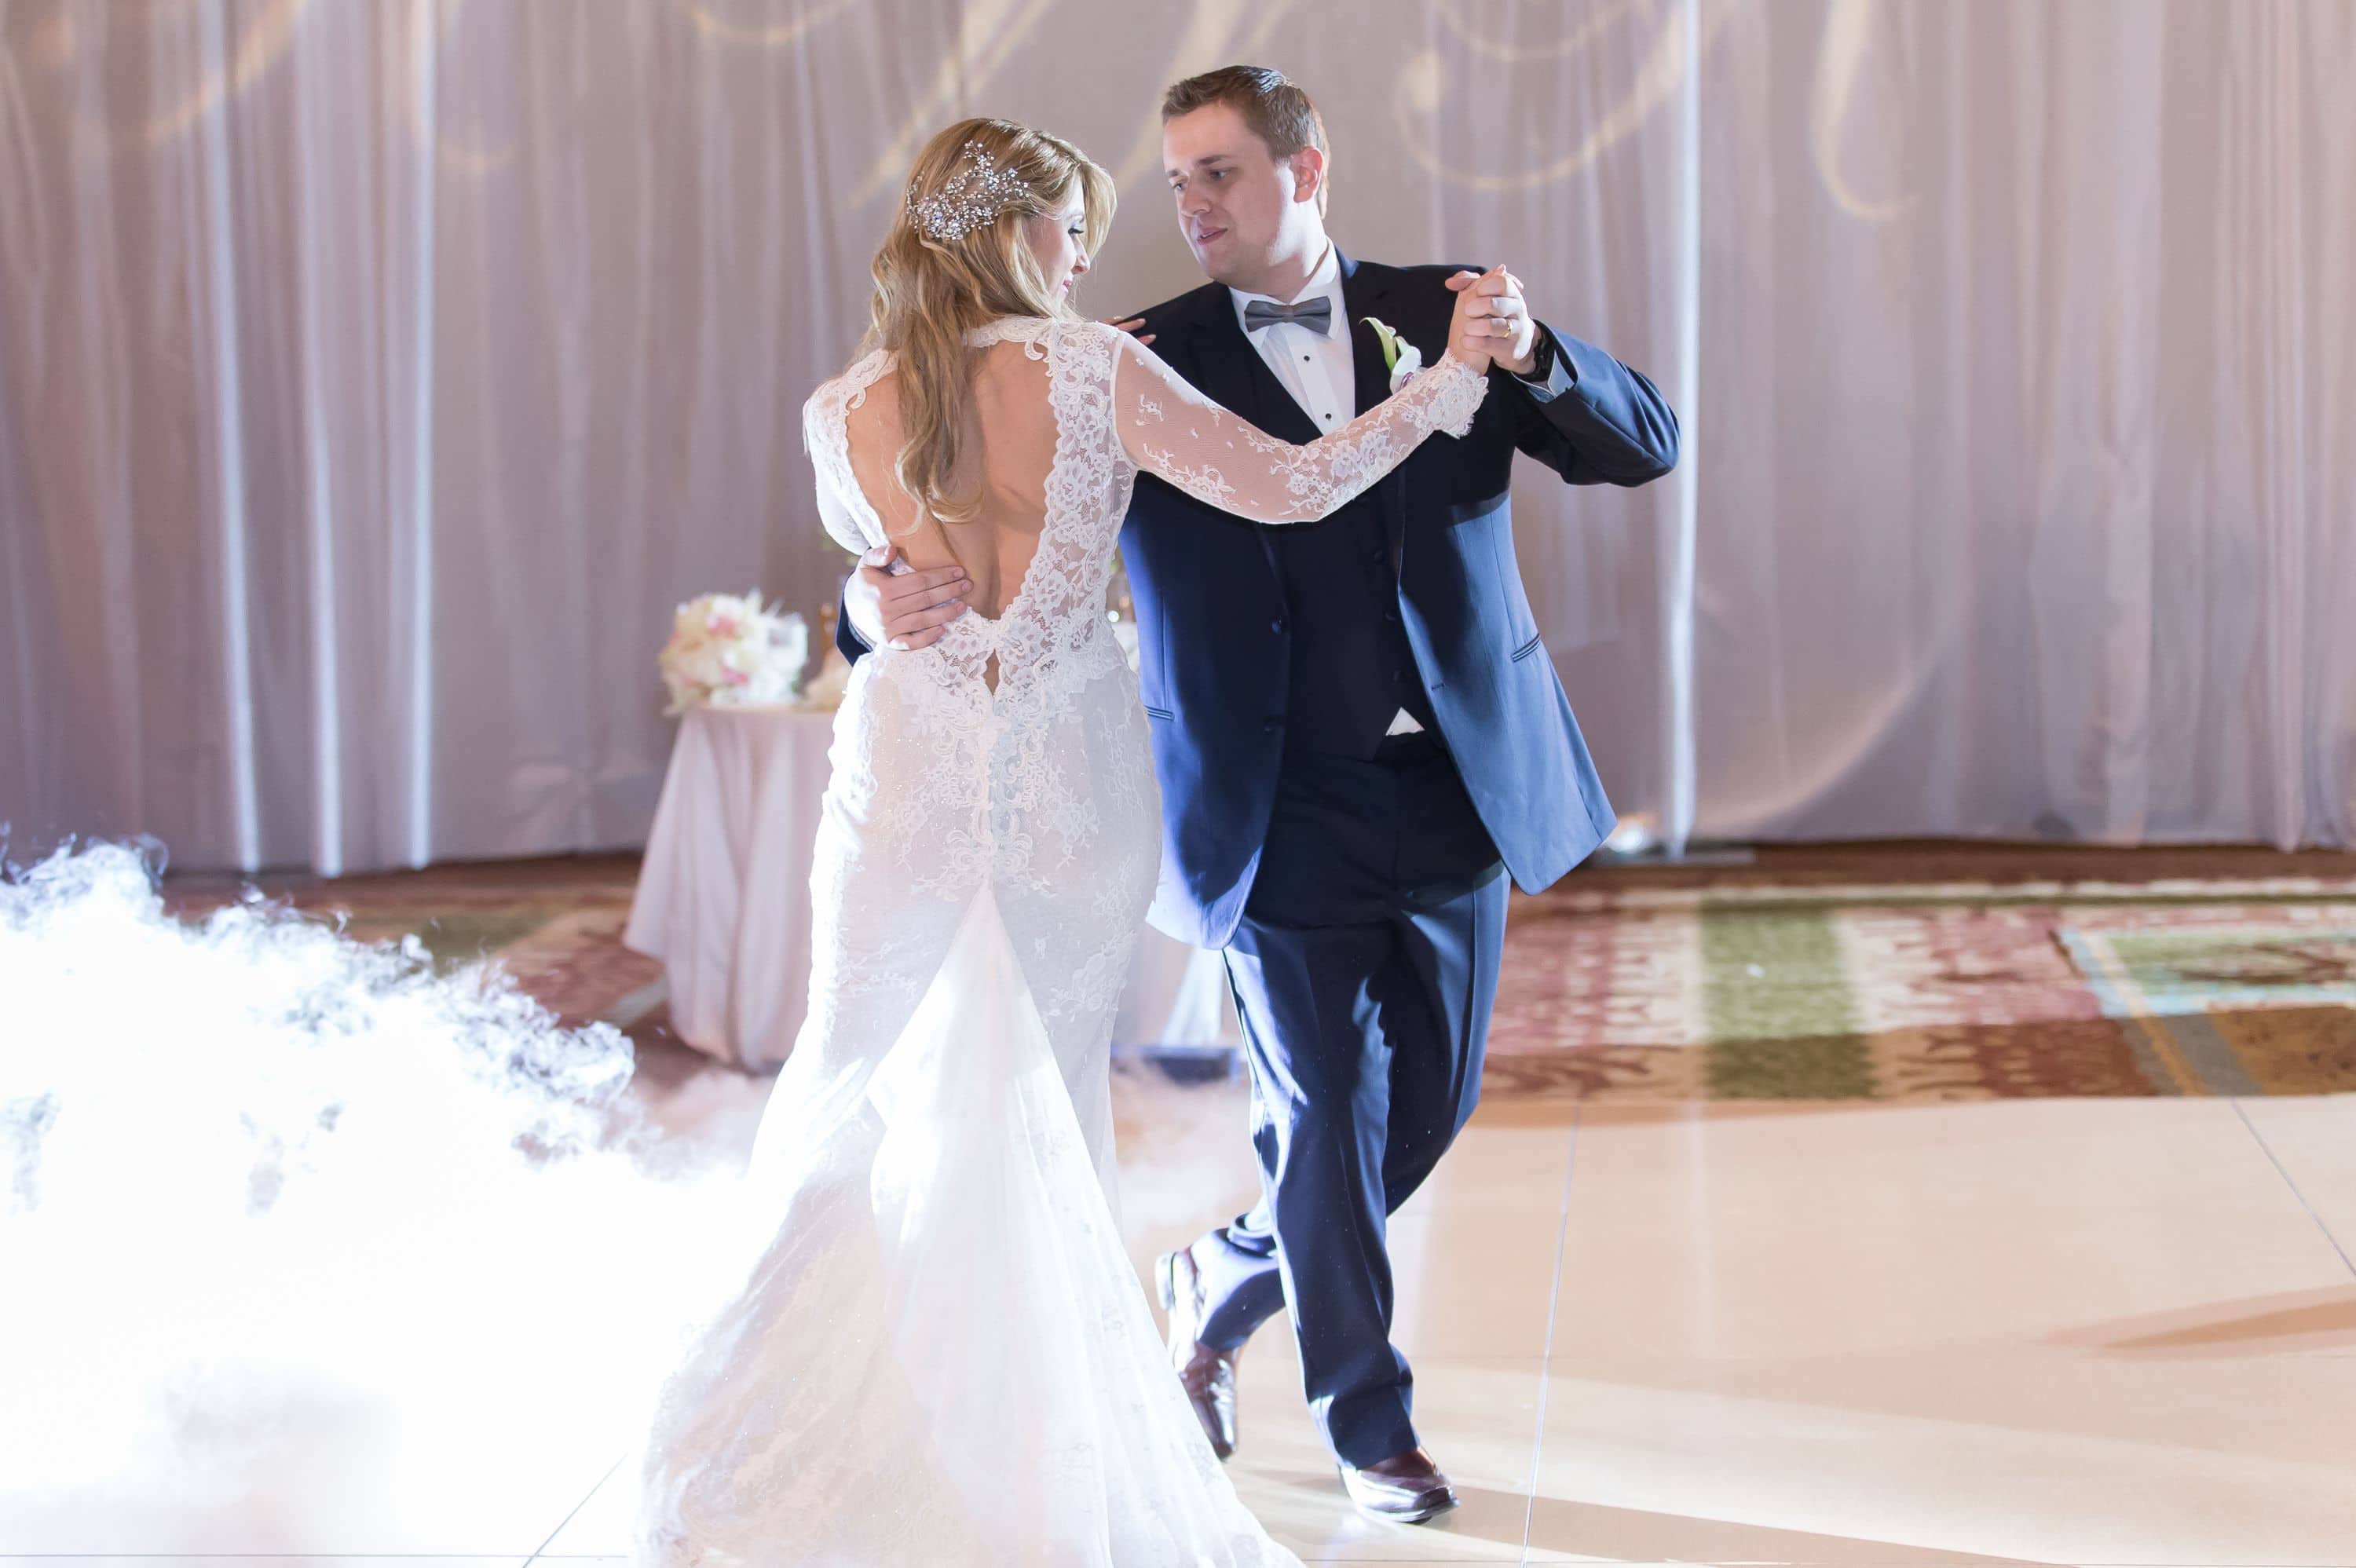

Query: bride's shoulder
left=803, top=349, right=892, bottom=425
left=1048, top=314, right=1141, bottom=365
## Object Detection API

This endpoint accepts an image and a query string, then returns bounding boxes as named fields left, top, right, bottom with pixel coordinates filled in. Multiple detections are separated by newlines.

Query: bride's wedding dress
left=636, top=314, right=1485, bottom=1566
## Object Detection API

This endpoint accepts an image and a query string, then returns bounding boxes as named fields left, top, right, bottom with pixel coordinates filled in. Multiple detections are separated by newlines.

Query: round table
left=625, top=703, right=1237, bottom=1069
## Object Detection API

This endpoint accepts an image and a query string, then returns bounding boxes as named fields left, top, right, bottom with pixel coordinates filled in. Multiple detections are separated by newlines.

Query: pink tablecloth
left=625, top=704, right=1235, bottom=1069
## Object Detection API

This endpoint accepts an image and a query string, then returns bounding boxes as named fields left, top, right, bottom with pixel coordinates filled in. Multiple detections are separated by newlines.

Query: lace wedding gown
left=635, top=314, right=1485, bottom=1566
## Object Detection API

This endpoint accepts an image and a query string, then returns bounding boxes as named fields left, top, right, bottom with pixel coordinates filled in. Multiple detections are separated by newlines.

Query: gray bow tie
left=1242, top=297, right=1333, bottom=336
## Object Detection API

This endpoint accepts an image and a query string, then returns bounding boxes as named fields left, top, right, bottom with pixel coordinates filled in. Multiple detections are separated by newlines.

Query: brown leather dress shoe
left=1338, top=1446, right=1459, bottom=1523
left=1154, top=1247, right=1240, bottom=1460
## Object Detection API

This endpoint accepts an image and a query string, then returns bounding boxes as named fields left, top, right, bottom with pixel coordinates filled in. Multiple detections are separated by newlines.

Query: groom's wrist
left=1509, top=330, right=1572, bottom=401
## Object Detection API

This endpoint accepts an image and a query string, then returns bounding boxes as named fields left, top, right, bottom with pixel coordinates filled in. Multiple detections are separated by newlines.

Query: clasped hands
left=1442, top=263, right=1540, bottom=377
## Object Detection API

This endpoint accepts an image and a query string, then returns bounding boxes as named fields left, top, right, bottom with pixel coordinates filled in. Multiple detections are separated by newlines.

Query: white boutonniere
left=1363, top=316, right=1424, bottom=395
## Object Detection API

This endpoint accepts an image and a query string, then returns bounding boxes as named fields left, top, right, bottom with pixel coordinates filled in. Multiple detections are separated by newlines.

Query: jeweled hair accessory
left=906, top=138, right=1033, bottom=243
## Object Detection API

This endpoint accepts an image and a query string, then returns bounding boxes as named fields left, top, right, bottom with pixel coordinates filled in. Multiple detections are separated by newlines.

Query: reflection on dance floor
left=6, top=842, right=2352, bottom=1564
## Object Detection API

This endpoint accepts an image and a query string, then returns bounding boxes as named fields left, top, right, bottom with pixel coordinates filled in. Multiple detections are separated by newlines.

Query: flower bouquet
left=657, top=590, right=809, bottom=715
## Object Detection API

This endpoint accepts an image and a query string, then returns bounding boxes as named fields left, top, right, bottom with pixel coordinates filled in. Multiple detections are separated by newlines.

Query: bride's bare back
left=844, top=341, right=1057, bottom=623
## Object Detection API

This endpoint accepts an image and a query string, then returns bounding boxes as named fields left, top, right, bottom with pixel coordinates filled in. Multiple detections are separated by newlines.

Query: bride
left=635, top=116, right=1498, bottom=1566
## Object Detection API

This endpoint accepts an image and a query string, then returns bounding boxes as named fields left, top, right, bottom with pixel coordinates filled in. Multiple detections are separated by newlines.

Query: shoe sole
left=1157, top=1252, right=1238, bottom=1464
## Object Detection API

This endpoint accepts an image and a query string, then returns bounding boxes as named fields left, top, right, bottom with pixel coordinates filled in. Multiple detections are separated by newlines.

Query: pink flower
left=708, top=616, right=738, bottom=638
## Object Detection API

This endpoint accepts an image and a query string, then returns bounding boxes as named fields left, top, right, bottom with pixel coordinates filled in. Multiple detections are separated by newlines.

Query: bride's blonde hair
left=865, top=117, right=1116, bottom=529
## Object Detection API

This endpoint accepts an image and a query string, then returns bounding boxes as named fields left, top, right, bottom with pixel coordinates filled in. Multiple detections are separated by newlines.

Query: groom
left=842, top=66, right=1677, bottom=1522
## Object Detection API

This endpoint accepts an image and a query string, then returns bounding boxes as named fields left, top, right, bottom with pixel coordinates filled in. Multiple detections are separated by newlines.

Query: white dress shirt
left=1228, top=245, right=1425, bottom=736
left=1229, top=242, right=1355, bottom=434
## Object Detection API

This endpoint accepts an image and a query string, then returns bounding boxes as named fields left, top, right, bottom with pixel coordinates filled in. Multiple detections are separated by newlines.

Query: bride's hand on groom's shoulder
left=1105, top=314, right=1155, bottom=347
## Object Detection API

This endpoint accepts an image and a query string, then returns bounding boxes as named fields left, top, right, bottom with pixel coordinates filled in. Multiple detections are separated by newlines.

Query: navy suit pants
left=1191, top=732, right=1508, bottom=1467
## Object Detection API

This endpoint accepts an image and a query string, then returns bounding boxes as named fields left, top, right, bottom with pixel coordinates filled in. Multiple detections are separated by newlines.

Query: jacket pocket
left=1143, top=704, right=1175, bottom=722
left=1510, top=633, right=1544, bottom=663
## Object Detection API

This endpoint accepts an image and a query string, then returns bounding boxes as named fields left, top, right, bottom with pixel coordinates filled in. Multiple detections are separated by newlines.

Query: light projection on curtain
left=4, top=0, right=2347, bottom=876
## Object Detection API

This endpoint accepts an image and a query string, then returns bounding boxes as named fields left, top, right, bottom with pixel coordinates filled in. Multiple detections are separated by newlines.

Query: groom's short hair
left=1161, top=65, right=1330, bottom=214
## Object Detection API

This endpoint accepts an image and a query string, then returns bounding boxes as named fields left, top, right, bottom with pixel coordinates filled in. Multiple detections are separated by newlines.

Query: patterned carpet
left=1484, top=879, right=2356, bottom=1101
left=168, top=850, right=2356, bottom=1102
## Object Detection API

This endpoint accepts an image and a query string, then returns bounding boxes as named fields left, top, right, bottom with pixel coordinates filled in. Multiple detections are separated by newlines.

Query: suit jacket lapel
left=1338, top=255, right=1410, bottom=573
left=1341, top=257, right=1395, bottom=418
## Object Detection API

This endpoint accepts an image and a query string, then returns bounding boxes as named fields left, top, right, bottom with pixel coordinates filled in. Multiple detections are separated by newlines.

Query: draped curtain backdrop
left=3, top=0, right=2351, bottom=875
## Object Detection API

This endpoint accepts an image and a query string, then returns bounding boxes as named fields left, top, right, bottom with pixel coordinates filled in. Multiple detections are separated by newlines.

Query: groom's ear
left=1290, top=144, right=1329, bottom=209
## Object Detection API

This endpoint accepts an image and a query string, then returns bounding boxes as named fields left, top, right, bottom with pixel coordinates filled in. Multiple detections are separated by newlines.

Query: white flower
left=1387, top=340, right=1425, bottom=394
left=1362, top=315, right=1425, bottom=395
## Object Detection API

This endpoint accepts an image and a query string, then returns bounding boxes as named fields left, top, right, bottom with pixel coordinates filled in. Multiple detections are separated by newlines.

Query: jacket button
left=1270, top=618, right=1286, bottom=635
left=1385, top=608, right=1402, bottom=624
left=1262, top=718, right=1280, bottom=734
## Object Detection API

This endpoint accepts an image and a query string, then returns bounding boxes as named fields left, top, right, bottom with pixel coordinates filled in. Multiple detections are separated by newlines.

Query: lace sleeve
left=1107, top=326, right=1487, bottom=525
left=801, top=383, right=877, bottom=556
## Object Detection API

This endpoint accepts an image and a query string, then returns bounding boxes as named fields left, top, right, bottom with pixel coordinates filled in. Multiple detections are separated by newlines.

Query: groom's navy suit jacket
left=1121, top=255, right=1679, bottom=948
